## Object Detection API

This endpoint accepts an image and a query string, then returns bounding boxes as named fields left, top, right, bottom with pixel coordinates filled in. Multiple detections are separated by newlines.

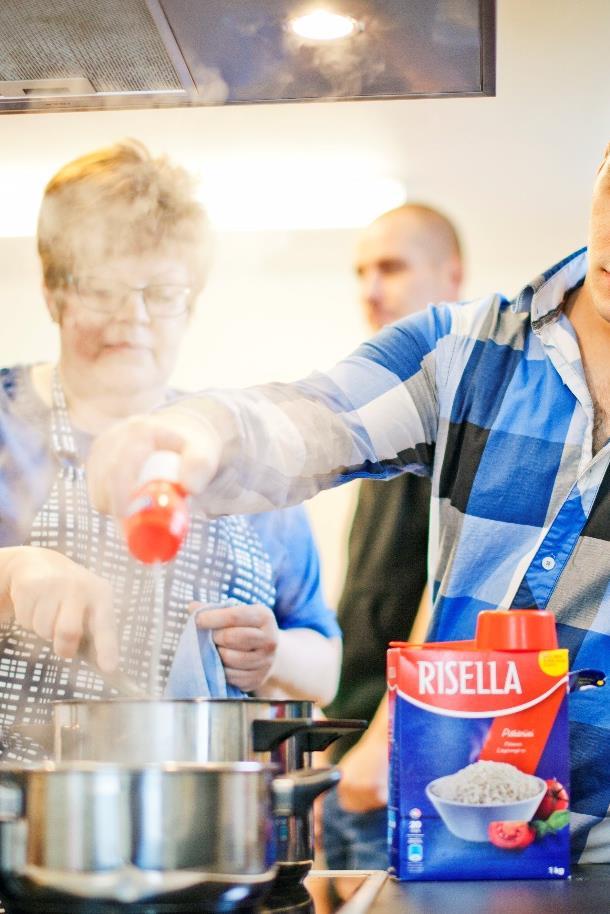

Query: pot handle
left=293, top=718, right=368, bottom=753
left=272, top=766, right=341, bottom=818
left=251, top=717, right=316, bottom=752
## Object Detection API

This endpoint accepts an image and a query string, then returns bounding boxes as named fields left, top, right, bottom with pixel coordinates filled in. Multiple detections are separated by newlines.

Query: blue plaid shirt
left=194, top=248, right=610, bottom=861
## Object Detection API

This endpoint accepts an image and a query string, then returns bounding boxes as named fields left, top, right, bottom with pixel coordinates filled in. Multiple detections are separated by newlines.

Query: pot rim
left=0, top=760, right=278, bottom=775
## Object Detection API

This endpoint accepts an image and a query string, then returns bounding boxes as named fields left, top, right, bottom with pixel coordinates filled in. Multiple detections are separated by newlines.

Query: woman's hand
left=191, top=602, right=280, bottom=692
left=0, top=546, right=119, bottom=671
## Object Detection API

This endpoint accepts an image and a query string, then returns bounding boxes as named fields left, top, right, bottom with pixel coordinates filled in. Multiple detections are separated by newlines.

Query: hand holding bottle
left=88, top=410, right=224, bottom=519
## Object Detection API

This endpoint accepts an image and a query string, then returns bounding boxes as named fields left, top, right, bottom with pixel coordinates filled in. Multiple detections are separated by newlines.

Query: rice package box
left=387, top=618, right=570, bottom=881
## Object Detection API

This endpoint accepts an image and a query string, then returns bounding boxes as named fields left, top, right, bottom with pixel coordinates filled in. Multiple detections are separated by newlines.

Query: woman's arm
left=262, top=627, right=342, bottom=706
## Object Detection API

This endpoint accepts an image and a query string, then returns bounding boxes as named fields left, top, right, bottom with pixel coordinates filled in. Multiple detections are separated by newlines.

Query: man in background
left=322, top=203, right=464, bottom=870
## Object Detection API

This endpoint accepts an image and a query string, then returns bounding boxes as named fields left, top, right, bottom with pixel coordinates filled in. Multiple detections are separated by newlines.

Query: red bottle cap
left=475, top=609, right=558, bottom=651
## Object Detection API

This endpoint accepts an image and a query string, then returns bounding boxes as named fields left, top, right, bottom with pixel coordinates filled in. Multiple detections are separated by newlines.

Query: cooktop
left=0, top=871, right=388, bottom=914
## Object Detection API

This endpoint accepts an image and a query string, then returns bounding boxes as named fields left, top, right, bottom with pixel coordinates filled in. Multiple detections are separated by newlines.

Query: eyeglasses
left=69, top=276, right=192, bottom=317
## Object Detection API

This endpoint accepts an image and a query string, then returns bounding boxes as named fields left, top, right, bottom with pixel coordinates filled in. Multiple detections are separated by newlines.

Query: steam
left=175, top=2, right=481, bottom=105
left=187, top=64, right=229, bottom=106
left=149, top=562, right=165, bottom=697
left=175, top=8, right=387, bottom=105
left=281, top=26, right=386, bottom=100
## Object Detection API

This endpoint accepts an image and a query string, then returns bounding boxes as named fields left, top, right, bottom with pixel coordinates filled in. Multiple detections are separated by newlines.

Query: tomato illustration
left=535, top=778, right=569, bottom=821
left=488, top=821, right=536, bottom=850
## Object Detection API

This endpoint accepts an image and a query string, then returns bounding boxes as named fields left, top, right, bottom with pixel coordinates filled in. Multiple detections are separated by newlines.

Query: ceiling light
left=289, top=10, right=362, bottom=41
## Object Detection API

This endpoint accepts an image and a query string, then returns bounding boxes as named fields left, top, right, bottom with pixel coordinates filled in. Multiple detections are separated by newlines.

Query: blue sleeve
left=199, top=303, right=457, bottom=518
left=246, top=506, right=341, bottom=639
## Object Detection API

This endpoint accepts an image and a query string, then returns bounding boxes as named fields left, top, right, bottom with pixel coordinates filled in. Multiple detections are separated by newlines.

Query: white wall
left=1, top=0, right=609, bottom=605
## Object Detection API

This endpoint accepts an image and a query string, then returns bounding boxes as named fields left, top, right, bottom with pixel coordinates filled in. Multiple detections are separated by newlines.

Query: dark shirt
left=325, top=473, right=430, bottom=758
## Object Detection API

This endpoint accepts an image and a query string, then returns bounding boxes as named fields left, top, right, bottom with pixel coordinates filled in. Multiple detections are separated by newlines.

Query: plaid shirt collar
left=512, top=247, right=587, bottom=329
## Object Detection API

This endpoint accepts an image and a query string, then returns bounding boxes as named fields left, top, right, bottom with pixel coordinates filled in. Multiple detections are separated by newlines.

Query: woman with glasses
left=0, top=141, right=341, bottom=757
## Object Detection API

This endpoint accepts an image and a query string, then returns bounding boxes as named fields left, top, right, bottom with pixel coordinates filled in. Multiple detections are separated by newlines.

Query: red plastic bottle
left=123, top=451, right=189, bottom=563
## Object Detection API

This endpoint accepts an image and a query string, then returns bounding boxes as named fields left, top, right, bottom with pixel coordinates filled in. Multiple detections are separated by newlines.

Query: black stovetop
left=0, top=872, right=386, bottom=914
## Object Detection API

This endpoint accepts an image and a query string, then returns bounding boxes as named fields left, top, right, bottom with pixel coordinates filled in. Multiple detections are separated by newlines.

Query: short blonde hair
left=37, top=139, right=210, bottom=298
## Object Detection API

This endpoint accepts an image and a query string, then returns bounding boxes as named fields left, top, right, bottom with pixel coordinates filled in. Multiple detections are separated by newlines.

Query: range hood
left=0, top=0, right=495, bottom=115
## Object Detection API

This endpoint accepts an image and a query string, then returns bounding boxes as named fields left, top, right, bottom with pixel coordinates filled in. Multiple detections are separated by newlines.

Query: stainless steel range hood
left=0, top=0, right=495, bottom=115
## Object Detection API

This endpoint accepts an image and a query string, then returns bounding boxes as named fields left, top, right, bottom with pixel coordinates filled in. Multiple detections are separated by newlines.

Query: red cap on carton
left=475, top=609, right=558, bottom=651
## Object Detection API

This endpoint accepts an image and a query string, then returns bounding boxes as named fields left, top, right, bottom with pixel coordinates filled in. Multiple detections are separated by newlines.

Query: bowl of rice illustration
left=425, top=760, right=547, bottom=842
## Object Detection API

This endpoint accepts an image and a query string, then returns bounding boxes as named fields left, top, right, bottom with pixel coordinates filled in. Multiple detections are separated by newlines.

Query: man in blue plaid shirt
left=91, top=143, right=610, bottom=862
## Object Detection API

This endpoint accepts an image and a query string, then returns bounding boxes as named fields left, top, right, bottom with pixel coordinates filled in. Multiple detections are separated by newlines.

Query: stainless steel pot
left=52, top=698, right=365, bottom=882
left=0, top=761, right=339, bottom=912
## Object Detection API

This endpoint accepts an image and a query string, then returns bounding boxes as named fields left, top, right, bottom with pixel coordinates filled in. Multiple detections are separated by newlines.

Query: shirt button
left=542, top=556, right=556, bottom=571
